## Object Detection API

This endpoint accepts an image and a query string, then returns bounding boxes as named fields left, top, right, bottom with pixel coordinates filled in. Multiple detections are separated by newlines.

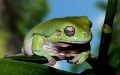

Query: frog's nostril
left=83, top=32, right=87, bottom=36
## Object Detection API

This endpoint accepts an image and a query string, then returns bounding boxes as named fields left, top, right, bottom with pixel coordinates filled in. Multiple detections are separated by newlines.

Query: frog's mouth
left=61, top=41, right=89, bottom=44
left=55, top=41, right=90, bottom=54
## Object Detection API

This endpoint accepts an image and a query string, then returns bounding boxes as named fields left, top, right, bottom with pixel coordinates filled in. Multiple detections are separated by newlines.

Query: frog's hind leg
left=32, top=34, right=56, bottom=66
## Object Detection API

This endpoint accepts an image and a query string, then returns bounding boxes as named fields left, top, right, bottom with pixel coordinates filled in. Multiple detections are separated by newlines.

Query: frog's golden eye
left=64, top=26, right=75, bottom=37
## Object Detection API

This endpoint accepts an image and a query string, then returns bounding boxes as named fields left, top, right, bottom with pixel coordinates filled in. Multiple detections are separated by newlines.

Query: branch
left=95, top=0, right=118, bottom=74
left=0, top=59, right=80, bottom=75
left=6, top=55, right=95, bottom=75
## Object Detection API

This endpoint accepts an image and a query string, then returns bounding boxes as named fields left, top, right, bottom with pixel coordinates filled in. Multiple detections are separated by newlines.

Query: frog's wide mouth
left=56, top=41, right=90, bottom=54
left=60, top=41, right=89, bottom=44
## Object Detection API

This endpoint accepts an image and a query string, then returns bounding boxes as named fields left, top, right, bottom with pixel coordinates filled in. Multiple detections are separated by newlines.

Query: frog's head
left=50, top=16, right=92, bottom=44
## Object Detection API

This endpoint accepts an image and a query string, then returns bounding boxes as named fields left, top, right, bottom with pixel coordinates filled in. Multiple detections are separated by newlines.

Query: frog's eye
left=64, top=26, right=75, bottom=36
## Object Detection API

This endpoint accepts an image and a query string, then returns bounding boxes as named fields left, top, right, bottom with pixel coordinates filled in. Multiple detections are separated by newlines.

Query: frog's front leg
left=32, top=34, right=56, bottom=66
left=68, top=51, right=90, bottom=64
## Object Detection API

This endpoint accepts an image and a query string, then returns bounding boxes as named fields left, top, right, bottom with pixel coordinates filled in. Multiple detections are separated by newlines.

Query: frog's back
left=23, top=18, right=68, bottom=55
left=23, top=16, right=89, bottom=55
left=25, top=16, right=89, bottom=38
left=26, top=18, right=68, bottom=37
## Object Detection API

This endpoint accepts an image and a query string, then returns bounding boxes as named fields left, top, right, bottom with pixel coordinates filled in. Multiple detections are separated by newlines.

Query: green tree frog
left=23, top=16, right=92, bottom=65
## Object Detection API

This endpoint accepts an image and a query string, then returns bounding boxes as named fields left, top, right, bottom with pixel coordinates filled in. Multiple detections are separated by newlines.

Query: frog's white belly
left=24, top=38, right=60, bottom=56
left=43, top=43, right=59, bottom=56
left=23, top=38, right=76, bottom=57
left=23, top=38, right=33, bottom=56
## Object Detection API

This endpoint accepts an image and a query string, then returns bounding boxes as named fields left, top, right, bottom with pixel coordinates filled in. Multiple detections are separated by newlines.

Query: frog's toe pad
left=67, top=57, right=79, bottom=64
left=58, top=55, right=65, bottom=59
left=48, top=58, right=56, bottom=66
left=67, top=55, right=88, bottom=64
left=68, top=57, right=86, bottom=64
left=76, top=57, right=86, bottom=64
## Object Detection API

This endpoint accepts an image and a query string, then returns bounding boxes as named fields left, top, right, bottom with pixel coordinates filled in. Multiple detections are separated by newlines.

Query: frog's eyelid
left=32, top=33, right=41, bottom=36
left=32, top=33, right=48, bottom=37
left=56, top=30, right=62, bottom=32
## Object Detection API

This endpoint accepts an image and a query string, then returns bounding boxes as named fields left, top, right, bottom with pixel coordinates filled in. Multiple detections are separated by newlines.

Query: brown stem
left=95, top=0, right=118, bottom=74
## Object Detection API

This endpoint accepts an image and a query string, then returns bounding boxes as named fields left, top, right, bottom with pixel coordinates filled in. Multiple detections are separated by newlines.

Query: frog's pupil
left=64, top=26, right=75, bottom=36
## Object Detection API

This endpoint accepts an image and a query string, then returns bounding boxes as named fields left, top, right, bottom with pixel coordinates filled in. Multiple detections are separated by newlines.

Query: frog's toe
left=68, top=57, right=86, bottom=64
left=76, top=57, right=86, bottom=64
left=68, top=60, right=77, bottom=64
left=67, top=57, right=79, bottom=64
left=58, top=55, right=65, bottom=59
left=67, top=53, right=89, bottom=64
left=48, top=58, right=56, bottom=66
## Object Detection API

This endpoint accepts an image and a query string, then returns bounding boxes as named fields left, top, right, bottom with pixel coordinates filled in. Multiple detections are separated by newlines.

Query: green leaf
left=6, top=55, right=92, bottom=74
left=116, top=69, right=120, bottom=75
left=6, top=55, right=48, bottom=64
left=108, top=47, right=120, bottom=68
left=0, top=59, right=75, bottom=75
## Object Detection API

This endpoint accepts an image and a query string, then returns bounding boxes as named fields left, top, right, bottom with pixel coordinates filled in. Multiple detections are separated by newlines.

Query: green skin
left=23, top=16, right=92, bottom=65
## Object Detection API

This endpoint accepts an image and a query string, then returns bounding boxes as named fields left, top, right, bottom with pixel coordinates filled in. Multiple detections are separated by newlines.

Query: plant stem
left=95, top=0, right=118, bottom=74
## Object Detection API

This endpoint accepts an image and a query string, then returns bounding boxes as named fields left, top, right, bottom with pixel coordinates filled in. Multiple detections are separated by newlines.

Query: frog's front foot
left=48, top=57, right=56, bottom=66
left=68, top=51, right=90, bottom=64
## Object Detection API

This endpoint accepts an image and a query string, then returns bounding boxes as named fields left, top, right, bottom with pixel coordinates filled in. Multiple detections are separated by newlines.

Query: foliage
left=109, top=47, right=120, bottom=68
left=15, top=0, right=49, bottom=35
left=0, top=59, right=74, bottom=75
left=108, top=47, right=120, bottom=75
left=0, top=0, right=49, bottom=57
